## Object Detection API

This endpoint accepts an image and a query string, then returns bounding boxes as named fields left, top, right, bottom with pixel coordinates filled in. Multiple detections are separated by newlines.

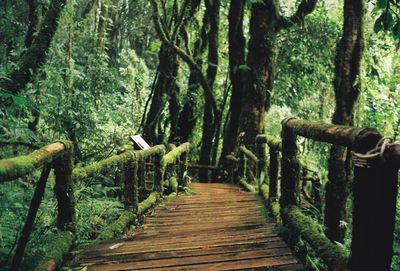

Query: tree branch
left=150, top=0, right=217, bottom=116
left=277, top=0, right=317, bottom=30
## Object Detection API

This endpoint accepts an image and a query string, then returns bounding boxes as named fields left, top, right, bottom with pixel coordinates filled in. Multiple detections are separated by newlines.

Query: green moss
left=96, top=211, right=136, bottom=241
left=138, top=192, right=160, bottom=215
left=270, top=200, right=280, bottom=221
left=163, top=192, right=177, bottom=202
left=168, top=176, right=178, bottom=193
left=162, top=142, right=190, bottom=165
left=260, top=184, right=269, bottom=201
left=0, top=142, right=69, bottom=181
left=73, top=145, right=166, bottom=182
left=226, top=154, right=239, bottom=163
left=284, top=205, right=348, bottom=271
left=73, top=151, right=134, bottom=181
left=34, top=231, right=73, bottom=271
left=256, top=135, right=281, bottom=150
left=284, top=118, right=368, bottom=148
left=239, top=178, right=257, bottom=193
left=239, top=146, right=259, bottom=163
left=135, top=145, right=166, bottom=159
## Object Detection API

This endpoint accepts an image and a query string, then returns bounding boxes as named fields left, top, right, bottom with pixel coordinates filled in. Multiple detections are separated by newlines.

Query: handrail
left=252, top=117, right=400, bottom=271
left=0, top=141, right=71, bottom=181
left=0, top=141, right=191, bottom=270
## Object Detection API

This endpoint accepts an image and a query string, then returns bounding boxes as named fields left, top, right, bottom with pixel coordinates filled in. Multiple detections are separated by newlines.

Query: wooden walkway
left=68, top=183, right=303, bottom=270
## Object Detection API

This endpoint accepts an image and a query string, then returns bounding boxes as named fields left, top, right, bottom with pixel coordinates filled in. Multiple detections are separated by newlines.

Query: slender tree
left=325, top=0, right=364, bottom=243
left=0, top=0, right=67, bottom=94
left=219, top=0, right=246, bottom=168
left=199, top=0, right=220, bottom=181
left=220, top=0, right=317, bottom=162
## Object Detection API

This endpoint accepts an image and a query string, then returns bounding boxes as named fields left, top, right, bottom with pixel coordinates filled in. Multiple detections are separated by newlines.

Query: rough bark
left=175, top=13, right=208, bottom=143
left=0, top=0, right=67, bottom=94
left=237, top=0, right=278, bottom=150
left=144, top=43, right=180, bottom=144
left=25, top=0, right=40, bottom=48
left=219, top=0, right=246, bottom=167
left=232, top=0, right=317, bottom=152
left=199, top=0, right=220, bottom=181
left=325, top=0, right=364, bottom=243
left=53, top=148, right=74, bottom=231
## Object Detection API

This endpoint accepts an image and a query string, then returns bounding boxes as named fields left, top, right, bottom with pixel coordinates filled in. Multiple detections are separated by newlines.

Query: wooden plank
left=66, top=183, right=302, bottom=271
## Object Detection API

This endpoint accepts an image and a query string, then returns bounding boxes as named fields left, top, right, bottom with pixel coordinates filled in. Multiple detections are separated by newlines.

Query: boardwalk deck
left=68, top=183, right=303, bottom=271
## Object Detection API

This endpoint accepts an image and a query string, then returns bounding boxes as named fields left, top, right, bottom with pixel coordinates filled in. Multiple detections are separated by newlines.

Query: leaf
left=374, top=16, right=383, bottom=33
left=238, top=64, right=251, bottom=71
left=376, top=0, right=387, bottom=9
left=11, top=95, right=26, bottom=106
left=109, top=243, right=124, bottom=250
left=383, top=12, right=394, bottom=30
left=393, top=22, right=400, bottom=39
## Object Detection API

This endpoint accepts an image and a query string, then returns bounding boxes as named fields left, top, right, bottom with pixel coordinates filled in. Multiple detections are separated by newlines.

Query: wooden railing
left=228, top=117, right=400, bottom=271
left=0, top=141, right=190, bottom=270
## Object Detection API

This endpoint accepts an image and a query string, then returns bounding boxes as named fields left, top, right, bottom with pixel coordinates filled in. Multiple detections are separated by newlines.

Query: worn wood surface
left=67, top=183, right=302, bottom=271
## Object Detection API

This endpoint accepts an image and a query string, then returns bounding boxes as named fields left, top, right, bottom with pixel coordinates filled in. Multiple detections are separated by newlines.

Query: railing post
left=269, top=145, right=280, bottom=202
left=256, top=141, right=266, bottom=186
left=237, top=151, right=247, bottom=182
left=154, top=148, right=166, bottom=193
left=124, top=156, right=138, bottom=212
left=138, top=157, right=146, bottom=189
left=280, top=118, right=301, bottom=208
left=178, top=151, right=189, bottom=188
left=53, top=143, right=74, bottom=231
left=350, top=138, right=399, bottom=270
left=10, top=165, right=52, bottom=270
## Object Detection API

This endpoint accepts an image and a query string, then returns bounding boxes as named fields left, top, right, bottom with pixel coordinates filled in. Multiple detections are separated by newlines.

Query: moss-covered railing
left=0, top=141, right=74, bottom=271
left=278, top=117, right=400, bottom=271
left=225, top=145, right=259, bottom=193
left=0, top=141, right=191, bottom=271
left=253, top=118, right=399, bottom=271
left=230, top=117, right=399, bottom=270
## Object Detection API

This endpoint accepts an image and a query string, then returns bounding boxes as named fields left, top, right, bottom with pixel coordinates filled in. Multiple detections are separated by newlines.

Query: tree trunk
left=175, top=12, right=208, bottom=144
left=199, top=0, right=220, bottom=182
left=219, top=0, right=246, bottom=167
left=325, top=0, right=364, bottom=243
left=25, top=0, right=40, bottom=48
left=237, top=0, right=277, bottom=150
left=0, top=0, right=67, bottom=94
left=144, top=43, right=179, bottom=144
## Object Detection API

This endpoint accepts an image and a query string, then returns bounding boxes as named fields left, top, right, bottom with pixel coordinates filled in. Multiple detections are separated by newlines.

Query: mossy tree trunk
left=237, top=0, right=317, bottom=151
left=236, top=0, right=277, bottom=150
left=199, top=0, right=220, bottom=182
left=325, top=0, right=364, bottom=243
left=0, top=0, right=67, bottom=94
left=144, top=43, right=180, bottom=144
left=175, top=7, right=208, bottom=144
left=219, top=0, right=246, bottom=170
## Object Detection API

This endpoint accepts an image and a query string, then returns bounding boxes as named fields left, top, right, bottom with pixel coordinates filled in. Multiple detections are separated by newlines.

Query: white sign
left=129, top=135, right=151, bottom=150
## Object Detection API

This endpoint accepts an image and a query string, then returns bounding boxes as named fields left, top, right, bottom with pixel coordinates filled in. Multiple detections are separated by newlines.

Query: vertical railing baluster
left=280, top=119, right=301, bottom=208
left=10, top=165, right=52, bottom=270
left=179, top=151, right=189, bottom=188
left=256, top=140, right=266, bottom=187
left=350, top=137, right=399, bottom=270
left=269, top=145, right=280, bottom=202
left=124, top=155, right=138, bottom=212
left=54, top=145, right=74, bottom=231
left=154, top=149, right=166, bottom=193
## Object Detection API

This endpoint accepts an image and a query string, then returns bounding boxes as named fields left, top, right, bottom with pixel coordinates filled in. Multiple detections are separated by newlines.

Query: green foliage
left=372, top=0, right=400, bottom=40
